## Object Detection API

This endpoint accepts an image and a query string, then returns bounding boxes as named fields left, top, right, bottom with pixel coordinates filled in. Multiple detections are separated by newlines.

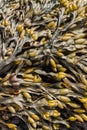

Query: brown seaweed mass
left=0, top=0, right=87, bottom=130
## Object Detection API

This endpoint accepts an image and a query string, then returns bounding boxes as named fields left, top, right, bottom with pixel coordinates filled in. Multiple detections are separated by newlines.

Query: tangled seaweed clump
left=0, top=0, right=87, bottom=129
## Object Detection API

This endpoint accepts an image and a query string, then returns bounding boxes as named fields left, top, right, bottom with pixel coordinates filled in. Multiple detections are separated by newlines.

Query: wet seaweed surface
left=0, top=0, right=87, bottom=130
